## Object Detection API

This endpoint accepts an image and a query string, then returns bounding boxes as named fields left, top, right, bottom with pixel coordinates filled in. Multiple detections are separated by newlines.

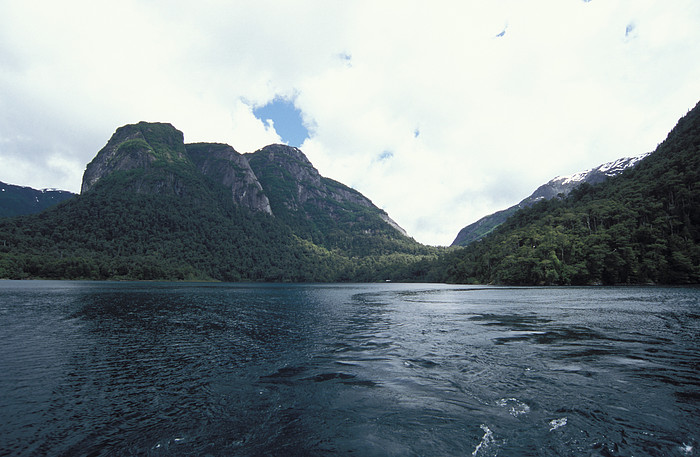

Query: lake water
left=0, top=281, right=698, bottom=456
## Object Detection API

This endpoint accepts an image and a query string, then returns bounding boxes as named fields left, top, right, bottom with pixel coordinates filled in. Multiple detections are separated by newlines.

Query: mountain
left=417, top=100, right=700, bottom=285
left=81, top=122, right=191, bottom=194
left=451, top=153, right=649, bottom=246
left=0, top=182, right=75, bottom=218
left=245, top=144, right=407, bottom=254
left=187, top=142, right=272, bottom=214
left=0, top=122, right=433, bottom=281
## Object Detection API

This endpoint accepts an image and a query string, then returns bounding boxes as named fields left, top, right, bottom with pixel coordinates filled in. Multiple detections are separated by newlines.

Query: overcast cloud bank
left=1, top=1, right=699, bottom=245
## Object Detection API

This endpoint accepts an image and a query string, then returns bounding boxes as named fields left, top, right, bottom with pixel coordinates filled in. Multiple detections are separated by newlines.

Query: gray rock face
left=187, top=143, right=272, bottom=215
left=245, top=144, right=323, bottom=211
left=79, top=123, right=407, bottom=236
left=80, top=122, right=274, bottom=215
left=246, top=144, right=407, bottom=235
left=246, top=144, right=372, bottom=208
left=81, top=122, right=188, bottom=194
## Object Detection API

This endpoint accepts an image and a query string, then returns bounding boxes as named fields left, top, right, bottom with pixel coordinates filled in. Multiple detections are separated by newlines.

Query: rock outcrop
left=246, top=144, right=406, bottom=235
left=81, top=122, right=189, bottom=194
left=187, top=143, right=272, bottom=215
left=78, top=122, right=406, bottom=237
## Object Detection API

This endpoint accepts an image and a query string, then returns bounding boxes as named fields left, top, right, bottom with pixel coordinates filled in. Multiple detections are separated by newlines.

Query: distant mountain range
left=451, top=153, right=650, bottom=246
left=0, top=182, right=75, bottom=218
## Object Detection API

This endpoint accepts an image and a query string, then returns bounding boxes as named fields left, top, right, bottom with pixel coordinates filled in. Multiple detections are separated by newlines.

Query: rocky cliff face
left=79, top=122, right=273, bottom=214
left=81, top=122, right=190, bottom=194
left=245, top=144, right=323, bottom=212
left=245, top=144, right=406, bottom=235
left=78, top=122, right=406, bottom=237
left=451, top=153, right=651, bottom=246
left=187, top=143, right=272, bottom=214
left=245, top=144, right=372, bottom=209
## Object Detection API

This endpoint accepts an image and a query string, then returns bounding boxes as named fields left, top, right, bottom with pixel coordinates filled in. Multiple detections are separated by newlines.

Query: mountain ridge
left=451, top=153, right=650, bottom=246
left=0, top=182, right=76, bottom=218
left=418, top=99, right=700, bottom=285
left=0, top=122, right=428, bottom=281
left=80, top=122, right=406, bottom=238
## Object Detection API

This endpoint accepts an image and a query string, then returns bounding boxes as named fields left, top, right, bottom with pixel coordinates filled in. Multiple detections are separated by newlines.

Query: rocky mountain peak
left=76, top=122, right=408, bottom=240
left=525, top=153, right=651, bottom=204
left=81, top=122, right=190, bottom=194
left=245, top=143, right=407, bottom=236
left=260, top=143, right=313, bottom=164
left=245, top=144, right=322, bottom=191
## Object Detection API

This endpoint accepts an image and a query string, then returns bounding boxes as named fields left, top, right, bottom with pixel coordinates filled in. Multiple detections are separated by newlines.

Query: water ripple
left=0, top=282, right=698, bottom=456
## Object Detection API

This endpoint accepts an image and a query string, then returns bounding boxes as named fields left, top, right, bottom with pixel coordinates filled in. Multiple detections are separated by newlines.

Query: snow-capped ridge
left=451, top=151, right=650, bottom=246
left=553, top=152, right=651, bottom=186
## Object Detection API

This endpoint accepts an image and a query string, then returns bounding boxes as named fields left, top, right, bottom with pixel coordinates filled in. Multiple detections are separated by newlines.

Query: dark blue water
left=0, top=281, right=698, bottom=456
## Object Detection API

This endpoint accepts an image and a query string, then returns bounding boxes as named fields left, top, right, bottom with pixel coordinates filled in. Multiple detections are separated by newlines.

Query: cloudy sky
left=1, top=1, right=699, bottom=245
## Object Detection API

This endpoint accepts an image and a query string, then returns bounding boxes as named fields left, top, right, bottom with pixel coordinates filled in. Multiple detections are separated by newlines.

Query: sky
left=253, top=98, right=309, bottom=148
left=1, top=1, right=699, bottom=246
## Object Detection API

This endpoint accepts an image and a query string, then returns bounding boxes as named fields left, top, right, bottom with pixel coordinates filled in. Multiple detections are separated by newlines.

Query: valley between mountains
left=1, top=100, right=699, bottom=284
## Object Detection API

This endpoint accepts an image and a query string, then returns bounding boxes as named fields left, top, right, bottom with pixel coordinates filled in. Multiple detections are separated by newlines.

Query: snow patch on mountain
left=451, top=151, right=650, bottom=246
left=554, top=153, right=651, bottom=186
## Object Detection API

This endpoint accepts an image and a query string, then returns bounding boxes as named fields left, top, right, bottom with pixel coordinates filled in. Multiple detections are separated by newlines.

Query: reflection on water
left=0, top=281, right=698, bottom=456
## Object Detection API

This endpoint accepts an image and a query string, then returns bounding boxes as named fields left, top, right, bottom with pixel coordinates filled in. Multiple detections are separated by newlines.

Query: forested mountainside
left=451, top=154, right=649, bottom=247
left=0, top=122, right=436, bottom=281
left=0, top=182, right=75, bottom=218
left=401, top=100, right=700, bottom=285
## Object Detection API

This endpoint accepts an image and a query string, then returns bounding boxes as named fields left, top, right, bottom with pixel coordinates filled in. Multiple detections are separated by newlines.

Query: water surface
left=0, top=281, right=698, bottom=456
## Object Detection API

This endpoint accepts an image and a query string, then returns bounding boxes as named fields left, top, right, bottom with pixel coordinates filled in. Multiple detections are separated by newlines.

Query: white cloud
left=1, top=0, right=699, bottom=245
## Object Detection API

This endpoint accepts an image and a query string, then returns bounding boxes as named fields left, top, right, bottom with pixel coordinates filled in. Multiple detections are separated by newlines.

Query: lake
left=0, top=281, right=698, bottom=456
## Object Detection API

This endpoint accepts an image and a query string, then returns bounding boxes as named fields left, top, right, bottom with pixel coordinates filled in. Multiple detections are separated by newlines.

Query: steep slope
left=0, top=122, right=434, bottom=281
left=81, top=122, right=193, bottom=194
left=245, top=144, right=412, bottom=256
left=0, top=182, right=75, bottom=218
left=452, top=153, right=649, bottom=246
left=421, top=100, right=700, bottom=285
left=187, top=142, right=272, bottom=214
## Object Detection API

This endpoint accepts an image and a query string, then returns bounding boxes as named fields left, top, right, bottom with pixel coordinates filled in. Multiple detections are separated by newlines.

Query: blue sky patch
left=253, top=98, right=309, bottom=147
